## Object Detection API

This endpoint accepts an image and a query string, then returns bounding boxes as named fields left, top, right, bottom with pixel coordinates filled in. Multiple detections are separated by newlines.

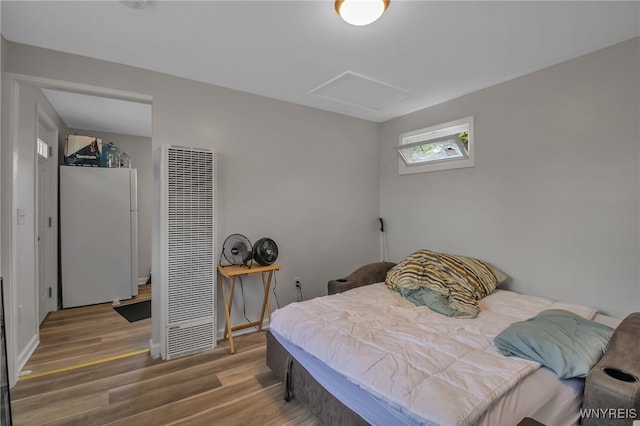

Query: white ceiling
left=2, top=1, right=639, bottom=135
left=42, top=89, right=152, bottom=138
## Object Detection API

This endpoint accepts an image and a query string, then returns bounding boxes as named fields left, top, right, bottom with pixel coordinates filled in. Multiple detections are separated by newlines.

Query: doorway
left=3, top=74, right=153, bottom=387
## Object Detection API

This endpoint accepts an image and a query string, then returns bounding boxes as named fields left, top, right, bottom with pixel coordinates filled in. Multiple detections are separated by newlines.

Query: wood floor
left=10, top=285, right=319, bottom=425
left=21, top=285, right=153, bottom=377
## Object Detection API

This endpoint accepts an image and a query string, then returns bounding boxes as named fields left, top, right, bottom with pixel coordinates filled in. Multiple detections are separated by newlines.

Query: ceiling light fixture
left=119, top=0, right=147, bottom=10
left=335, top=0, right=390, bottom=26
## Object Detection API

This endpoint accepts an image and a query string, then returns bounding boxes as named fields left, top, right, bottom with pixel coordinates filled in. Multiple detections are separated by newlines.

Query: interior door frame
left=3, top=72, right=152, bottom=387
left=35, top=105, right=58, bottom=324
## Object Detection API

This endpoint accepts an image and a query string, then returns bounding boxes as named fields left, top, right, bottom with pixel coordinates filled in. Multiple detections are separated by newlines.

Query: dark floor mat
left=114, top=300, right=151, bottom=322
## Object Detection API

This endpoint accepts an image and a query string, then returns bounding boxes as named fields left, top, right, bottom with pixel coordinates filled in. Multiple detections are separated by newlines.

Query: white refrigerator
left=60, top=166, right=139, bottom=308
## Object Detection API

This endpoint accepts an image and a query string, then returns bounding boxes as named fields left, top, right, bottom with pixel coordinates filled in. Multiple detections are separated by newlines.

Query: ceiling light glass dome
left=335, top=0, right=390, bottom=26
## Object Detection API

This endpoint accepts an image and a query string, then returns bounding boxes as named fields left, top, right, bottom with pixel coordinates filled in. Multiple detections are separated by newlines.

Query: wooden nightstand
left=217, top=263, right=280, bottom=354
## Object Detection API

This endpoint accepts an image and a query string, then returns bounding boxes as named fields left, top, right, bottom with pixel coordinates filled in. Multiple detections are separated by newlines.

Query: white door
left=37, top=121, right=54, bottom=324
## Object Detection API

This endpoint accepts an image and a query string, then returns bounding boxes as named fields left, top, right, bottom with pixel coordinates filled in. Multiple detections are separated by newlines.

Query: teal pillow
left=494, top=309, right=613, bottom=379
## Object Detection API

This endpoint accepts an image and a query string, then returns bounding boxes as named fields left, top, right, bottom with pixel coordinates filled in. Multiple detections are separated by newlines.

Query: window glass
left=397, top=117, right=474, bottom=174
left=37, top=138, right=49, bottom=158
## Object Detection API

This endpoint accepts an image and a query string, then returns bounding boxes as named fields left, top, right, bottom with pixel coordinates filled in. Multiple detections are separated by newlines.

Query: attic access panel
left=309, top=71, right=412, bottom=110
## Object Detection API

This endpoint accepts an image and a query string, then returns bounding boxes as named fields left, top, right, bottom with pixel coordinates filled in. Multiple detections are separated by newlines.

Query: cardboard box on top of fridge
left=64, top=135, right=103, bottom=167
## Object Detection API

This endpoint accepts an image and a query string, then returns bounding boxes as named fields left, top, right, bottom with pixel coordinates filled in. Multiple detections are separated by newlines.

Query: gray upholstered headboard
left=582, top=312, right=640, bottom=424
left=327, top=262, right=397, bottom=295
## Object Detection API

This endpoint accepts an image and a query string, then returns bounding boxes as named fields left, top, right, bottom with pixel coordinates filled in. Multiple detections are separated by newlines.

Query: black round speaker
left=252, top=237, right=278, bottom=266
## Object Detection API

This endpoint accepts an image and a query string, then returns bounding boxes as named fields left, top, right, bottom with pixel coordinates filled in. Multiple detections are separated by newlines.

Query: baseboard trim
left=138, top=276, right=150, bottom=285
left=149, top=339, right=161, bottom=359
left=17, top=333, right=39, bottom=377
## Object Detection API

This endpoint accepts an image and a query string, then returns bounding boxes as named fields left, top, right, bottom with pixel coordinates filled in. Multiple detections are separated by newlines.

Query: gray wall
left=1, top=80, right=67, bottom=370
left=379, top=38, right=640, bottom=318
left=70, top=129, right=152, bottom=283
left=4, top=40, right=381, bottom=351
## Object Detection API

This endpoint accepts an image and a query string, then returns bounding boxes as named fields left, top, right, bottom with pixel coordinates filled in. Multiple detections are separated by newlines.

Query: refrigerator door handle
left=130, top=168, right=139, bottom=296
left=131, top=210, right=139, bottom=296
left=130, top=169, right=138, bottom=211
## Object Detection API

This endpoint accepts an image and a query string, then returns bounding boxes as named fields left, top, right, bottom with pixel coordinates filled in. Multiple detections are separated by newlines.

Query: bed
left=266, top=255, right=640, bottom=426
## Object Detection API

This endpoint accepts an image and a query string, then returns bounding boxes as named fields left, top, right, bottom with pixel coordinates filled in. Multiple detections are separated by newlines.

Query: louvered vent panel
left=166, top=147, right=214, bottom=324
left=167, top=320, right=214, bottom=359
left=162, top=146, right=215, bottom=359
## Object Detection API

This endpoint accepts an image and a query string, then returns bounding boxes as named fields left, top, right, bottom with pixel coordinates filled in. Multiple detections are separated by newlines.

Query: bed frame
left=266, top=261, right=640, bottom=426
left=266, top=262, right=395, bottom=425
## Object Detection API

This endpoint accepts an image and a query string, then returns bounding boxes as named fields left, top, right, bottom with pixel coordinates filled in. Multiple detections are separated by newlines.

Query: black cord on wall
left=272, top=272, right=281, bottom=309
left=238, top=276, right=253, bottom=327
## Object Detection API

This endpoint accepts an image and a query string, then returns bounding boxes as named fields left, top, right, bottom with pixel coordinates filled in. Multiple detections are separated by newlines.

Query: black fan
left=252, top=237, right=279, bottom=266
left=221, top=234, right=253, bottom=266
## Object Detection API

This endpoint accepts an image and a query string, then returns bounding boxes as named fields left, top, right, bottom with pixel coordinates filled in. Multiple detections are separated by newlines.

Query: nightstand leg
left=265, top=270, right=273, bottom=317
left=220, top=276, right=236, bottom=354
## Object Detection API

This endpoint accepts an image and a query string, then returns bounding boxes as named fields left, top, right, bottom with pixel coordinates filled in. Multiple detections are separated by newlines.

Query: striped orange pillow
left=385, top=249, right=500, bottom=318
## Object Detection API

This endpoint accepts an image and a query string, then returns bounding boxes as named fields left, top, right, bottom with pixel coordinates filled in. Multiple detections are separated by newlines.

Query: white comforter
left=270, top=284, right=596, bottom=426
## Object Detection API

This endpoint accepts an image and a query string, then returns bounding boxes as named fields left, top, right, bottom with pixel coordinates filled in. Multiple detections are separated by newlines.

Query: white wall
left=0, top=10, right=3, bottom=284
left=70, top=129, right=152, bottom=283
left=1, top=79, right=67, bottom=378
left=3, top=40, right=381, bottom=354
left=379, top=38, right=640, bottom=319
left=0, top=37, right=12, bottom=385
left=0, top=23, right=5, bottom=388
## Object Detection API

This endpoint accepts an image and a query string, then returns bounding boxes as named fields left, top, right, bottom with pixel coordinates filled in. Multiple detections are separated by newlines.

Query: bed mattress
left=269, top=283, right=605, bottom=426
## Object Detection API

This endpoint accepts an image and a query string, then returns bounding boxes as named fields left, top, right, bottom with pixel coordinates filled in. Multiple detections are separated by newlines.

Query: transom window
left=397, top=116, right=474, bottom=174
left=37, top=137, right=49, bottom=159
